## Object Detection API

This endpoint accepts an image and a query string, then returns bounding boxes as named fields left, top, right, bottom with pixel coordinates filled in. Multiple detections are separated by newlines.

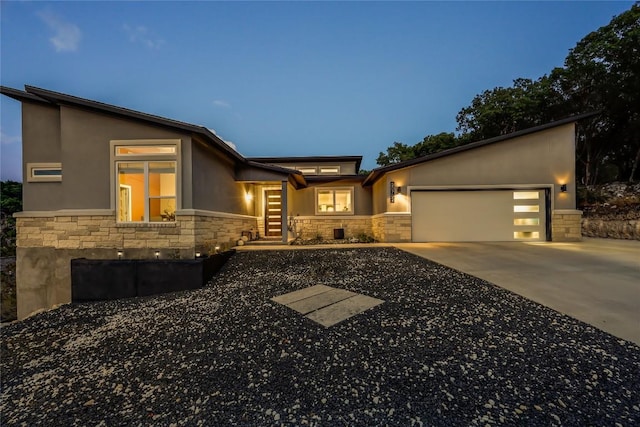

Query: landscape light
left=195, top=251, right=201, bottom=258
left=155, top=250, right=160, bottom=259
left=117, top=250, right=123, bottom=259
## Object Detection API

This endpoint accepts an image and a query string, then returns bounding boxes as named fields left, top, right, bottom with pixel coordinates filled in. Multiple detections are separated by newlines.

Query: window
left=27, top=163, right=62, bottom=182
left=117, top=161, right=176, bottom=222
left=296, top=167, right=318, bottom=175
left=316, top=188, right=353, bottom=214
left=514, top=205, right=539, bottom=213
left=116, top=146, right=176, bottom=156
left=112, top=141, right=179, bottom=223
left=513, top=191, right=539, bottom=200
left=319, top=166, right=340, bottom=175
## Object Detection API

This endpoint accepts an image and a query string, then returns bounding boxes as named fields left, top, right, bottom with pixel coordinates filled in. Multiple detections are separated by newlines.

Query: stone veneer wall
left=551, top=210, right=582, bottom=242
left=14, top=212, right=257, bottom=319
left=581, top=219, right=640, bottom=240
left=371, top=213, right=412, bottom=242
left=291, top=216, right=372, bottom=240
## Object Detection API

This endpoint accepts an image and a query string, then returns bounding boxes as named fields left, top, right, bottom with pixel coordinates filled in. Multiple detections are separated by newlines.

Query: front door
left=265, top=190, right=282, bottom=237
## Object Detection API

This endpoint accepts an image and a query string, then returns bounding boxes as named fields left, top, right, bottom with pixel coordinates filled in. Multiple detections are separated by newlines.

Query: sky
left=0, top=1, right=634, bottom=181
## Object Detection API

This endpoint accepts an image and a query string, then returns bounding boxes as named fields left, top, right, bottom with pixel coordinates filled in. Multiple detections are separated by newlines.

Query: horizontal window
left=514, top=205, right=539, bottom=213
left=514, top=231, right=540, bottom=239
left=514, top=218, right=540, bottom=226
left=296, top=167, right=318, bottom=175
left=115, top=145, right=177, bottom=156
left=27, top=163, right=62, bottom=182
left=513, top=191, right=539, bottom=200
left=319, top=166, right=340, bottom=174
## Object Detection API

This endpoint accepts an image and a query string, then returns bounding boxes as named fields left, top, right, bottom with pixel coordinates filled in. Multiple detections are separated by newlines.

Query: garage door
left=411, top=190, right=546, bottom=242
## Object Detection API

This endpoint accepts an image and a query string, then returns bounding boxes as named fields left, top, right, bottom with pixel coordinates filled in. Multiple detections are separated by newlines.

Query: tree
left=376, top=142, right=417, bottom=167
left=1, top=181, right=22, bottom=257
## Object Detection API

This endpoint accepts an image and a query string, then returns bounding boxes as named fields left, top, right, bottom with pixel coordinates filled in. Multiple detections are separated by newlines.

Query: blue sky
left=0, top=1, right=633, bottom=181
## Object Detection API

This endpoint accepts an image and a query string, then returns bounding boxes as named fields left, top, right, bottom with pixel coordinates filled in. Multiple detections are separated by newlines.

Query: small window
left=319, top=166, right=340, bottom=175
left=514, top=205, right=539, bottom=213
left=513, top=191, right=539, bottom=200
left=514, top=218, right=540, bottom=226
left=316, top=188, right=353, bottom=214
left=514, top=231, right=540, bottom=239
left=296, top=167, right=317, bottom=175
left=27, top=163, right=62, bottom=182
left=116, top=146, right=177, bottom=156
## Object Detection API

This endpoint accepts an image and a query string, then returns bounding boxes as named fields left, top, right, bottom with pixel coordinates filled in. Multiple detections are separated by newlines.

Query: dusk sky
left=0, top=1, right=633, bottom=181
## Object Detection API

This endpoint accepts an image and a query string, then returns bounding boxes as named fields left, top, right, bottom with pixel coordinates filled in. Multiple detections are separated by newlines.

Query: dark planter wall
left=71, top=251, right=234, bottom=302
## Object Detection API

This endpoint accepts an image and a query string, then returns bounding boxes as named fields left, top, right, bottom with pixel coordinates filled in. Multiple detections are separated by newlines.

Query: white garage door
left=411, top=190, right=546, bottom=242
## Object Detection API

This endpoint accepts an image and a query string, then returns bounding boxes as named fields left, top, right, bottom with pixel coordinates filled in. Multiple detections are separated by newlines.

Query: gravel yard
left=1, top=247, right=639, bottom=426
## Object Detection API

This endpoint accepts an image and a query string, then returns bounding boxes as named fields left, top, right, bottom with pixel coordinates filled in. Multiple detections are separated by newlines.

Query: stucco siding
left=383, top=124, right=576, bottom=213
left=288, top=179, right=373, bottom=216
left=191, top=139, right=252, bottom=215
left=22, top=102, right=64, bottom=211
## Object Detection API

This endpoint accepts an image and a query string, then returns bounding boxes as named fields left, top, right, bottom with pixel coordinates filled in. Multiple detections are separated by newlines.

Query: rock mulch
left=1, top=247, right=639, bottom=426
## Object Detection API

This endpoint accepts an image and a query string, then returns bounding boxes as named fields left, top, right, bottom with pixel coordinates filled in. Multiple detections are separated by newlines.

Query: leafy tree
left=376, top=142, right=417, bottom=167
left=1, top=181, right=22, bottom=257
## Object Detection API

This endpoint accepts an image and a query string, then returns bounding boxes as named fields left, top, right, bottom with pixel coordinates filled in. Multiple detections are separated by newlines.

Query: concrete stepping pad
left=271, top=285, right=384, bottom=327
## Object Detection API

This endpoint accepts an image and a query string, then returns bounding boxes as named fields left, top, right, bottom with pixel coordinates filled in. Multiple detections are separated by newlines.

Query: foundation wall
left=14, top=212, right=257, bottom=319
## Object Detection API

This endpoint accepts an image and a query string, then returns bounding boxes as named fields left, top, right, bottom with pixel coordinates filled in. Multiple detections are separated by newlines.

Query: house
left=1, top=85, right=586, bottom=319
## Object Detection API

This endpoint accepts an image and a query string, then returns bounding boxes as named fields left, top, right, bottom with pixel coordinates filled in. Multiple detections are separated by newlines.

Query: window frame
left=111, top=140, right=181, bottom=224
left=27, top=162, right=62, bottom=182
left=315, top=186, right=354, bottom=215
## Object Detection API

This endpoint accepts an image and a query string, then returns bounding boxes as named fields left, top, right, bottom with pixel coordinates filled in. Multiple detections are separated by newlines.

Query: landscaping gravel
left=1, top=247, right=639, bottom=426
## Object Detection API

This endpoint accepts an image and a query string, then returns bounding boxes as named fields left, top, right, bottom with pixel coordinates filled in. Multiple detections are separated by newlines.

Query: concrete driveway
left=395, top=238, right=640, bottom=345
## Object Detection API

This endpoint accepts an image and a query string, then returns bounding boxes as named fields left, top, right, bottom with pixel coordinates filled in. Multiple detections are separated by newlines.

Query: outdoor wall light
left=560, top=184, right=568, bottom=193
left=390, top=181, right=396, bottom=203
left=214, top=245, right=220, bottom=254
left=245, top=192, right=253, bottom=202
left=397, top=186, right=402, bottom=194
left=117, top=250, right=123, bottom=259
left=155, top=250, right=160, bottom=259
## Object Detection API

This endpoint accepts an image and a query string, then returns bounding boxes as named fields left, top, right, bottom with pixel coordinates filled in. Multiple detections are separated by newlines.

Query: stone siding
left=291, top=216, right=372, bottom=240
left=582, top=219, right=640, bottom=240
left=551, top=210, right=582, bottom=242
left=372, top=213, right=412, bottom=242
left=14, top=212, right=257, bottom=319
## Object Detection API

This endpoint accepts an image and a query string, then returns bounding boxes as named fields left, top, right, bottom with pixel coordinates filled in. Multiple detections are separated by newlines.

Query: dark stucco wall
left=22, top=102, right=63, bottom=211
left=191, top=139, right=252, bottom=215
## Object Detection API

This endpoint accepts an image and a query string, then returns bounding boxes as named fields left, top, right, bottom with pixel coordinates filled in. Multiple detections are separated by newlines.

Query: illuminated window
left=296, top=167, right=317, bottom=175
left=316, top=188, right=353, bottom=214
left=513, top=191, right=539, bottom=200
left=514, top=231, right=540, bottom=239
left=116, top=146, right=176, bottom=156
left=117, top=161, right=176, bottom=222
left=319, top=166, right=340, bottom=175
left=514, top=205, right=539, bottom=213
left=514, top=218, right=540, bottom=226
left=27, top=163, right=62, bottom=182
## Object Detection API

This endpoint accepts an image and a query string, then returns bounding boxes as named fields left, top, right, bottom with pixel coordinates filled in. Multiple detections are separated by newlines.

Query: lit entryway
left=411, top=189, right=547, bottom=242
left=271, top=285, right=384, bottom=327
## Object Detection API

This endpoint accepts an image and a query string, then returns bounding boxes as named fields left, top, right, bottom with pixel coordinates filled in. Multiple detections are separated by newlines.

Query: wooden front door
left=265, top=190, right=282, bottom=237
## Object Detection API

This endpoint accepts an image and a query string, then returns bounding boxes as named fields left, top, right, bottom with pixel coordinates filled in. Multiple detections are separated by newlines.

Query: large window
left=316, top=188, right=353, bottom=215
left=117, top=161, right=176, bottom=222
left=113, top=140, right=179, bottom=223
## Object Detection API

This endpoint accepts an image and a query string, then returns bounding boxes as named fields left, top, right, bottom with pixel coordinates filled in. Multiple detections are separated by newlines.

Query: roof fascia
left=0, top=86, right=52, bottom=105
